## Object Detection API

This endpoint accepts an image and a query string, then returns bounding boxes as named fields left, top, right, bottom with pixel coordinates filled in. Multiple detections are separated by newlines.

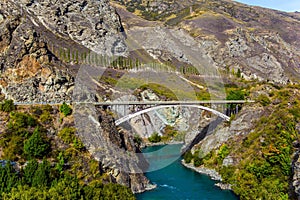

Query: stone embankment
left=181, top=161, right=232, bottom=190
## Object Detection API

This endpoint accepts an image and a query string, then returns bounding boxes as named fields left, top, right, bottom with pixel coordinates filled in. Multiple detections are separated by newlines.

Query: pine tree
left=24, top=127, right=50, bottom=159
left=32, top=159, right=51, bottom=188
left=23, top=159, right=39, bottom=186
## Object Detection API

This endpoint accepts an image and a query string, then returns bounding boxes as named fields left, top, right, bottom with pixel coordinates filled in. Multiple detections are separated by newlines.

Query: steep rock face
left=111, top=91, right=201, bottom=139
left=74, top=104, right=151, bottom=193
left=0, top=6, right=74, bottom=102
left=17, top=0, right=125, bottom=55
left=0, top=0, right=125, bottom=102
left=194, top=104, right=264, bottom=155
left=0, top=2, right=69, bottom=101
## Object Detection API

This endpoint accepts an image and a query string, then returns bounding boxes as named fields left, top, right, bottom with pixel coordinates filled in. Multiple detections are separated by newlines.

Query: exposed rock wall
left=17, top=0, right=125, bottom=55
left=0, top=0, right=150, bottom=193
left=0, top=0, right=125, bottom=102
left=194, top=105, right=264, bottom=155
left=0, top=8, right=74, bottom=102
left=108, top=90, right=202, bottom=141
left=74, top=104, right=151, bottom=193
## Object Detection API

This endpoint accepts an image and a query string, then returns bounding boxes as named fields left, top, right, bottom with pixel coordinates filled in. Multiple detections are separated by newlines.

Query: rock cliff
left=74, top=104, right=151, bottom=193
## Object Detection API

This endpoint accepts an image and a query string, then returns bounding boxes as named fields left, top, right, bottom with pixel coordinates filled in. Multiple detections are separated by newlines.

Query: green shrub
left=55, top=152, right=65, bottom=174
left=73, top=138, right=84, bottom=150
left=217, top=144, right=230, bottom=163
left=0, top=100, right=15, bottom=112
left=257, top=94, right=271, bottom=106
left=183, top=151, right=193, bottom=164
left=39, top=111, right=52, bottom=124
left=133, top=134, right=142, bottom=146
left=163, top=125, right=177, bottom=138
left=126, top=6, right=135, bottom=12
left=193, top=156, right=203, bottom=167
left=60, top=102, right=72, bottom=117
left=58, top=127, right=76, bottom=144
left=219, top=166, right=236, bottom=183
left=226, top=89, right=245, bottom=100
left=148, top=132, right=161, bottom=143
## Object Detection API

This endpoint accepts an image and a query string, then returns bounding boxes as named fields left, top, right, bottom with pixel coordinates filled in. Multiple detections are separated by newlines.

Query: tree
left=48, top=175, right=83, bottom=199
left=32, top=159, right=51, bottom=188
left=0, top=162, right=20, bottom=194
left=24, top=127, right=50, bottom=159
left=23, top=159, right=39, bottom=186
left=236, top=68, right=242, bottom=78
left=226, top=89, right=245, bottom=100
left=55, top=152, right=65, bottom=175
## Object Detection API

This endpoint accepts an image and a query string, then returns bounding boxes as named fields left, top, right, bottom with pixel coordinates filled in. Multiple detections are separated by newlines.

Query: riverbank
left=181, top=161, right=232, bottom=190
left=137, top=144, right=237, bottom=200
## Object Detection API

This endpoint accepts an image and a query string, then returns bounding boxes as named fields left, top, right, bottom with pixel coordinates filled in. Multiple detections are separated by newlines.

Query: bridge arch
left=115, top=104, right=230, bottom=126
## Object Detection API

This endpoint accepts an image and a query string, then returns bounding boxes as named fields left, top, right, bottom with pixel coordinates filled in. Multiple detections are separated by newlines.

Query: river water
left=136, top=144, right=237, bottom=200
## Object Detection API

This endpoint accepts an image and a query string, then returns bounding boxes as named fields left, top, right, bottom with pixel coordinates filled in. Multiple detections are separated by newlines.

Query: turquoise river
left=136, top=144, right=237, bottom=200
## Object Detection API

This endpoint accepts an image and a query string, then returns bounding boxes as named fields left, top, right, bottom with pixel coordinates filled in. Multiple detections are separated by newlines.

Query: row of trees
left=51, top=45, right=212, bottom=76
left=0, top=161, right=135, bottom=199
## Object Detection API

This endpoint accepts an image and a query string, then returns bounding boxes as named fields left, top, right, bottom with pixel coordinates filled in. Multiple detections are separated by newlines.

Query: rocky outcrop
left=0, top=2, right=75, bottom=102
left=0, top=0, right=150, bottom=193
left=74, top=104, right=152, bottom=193
left=17, top=0, right=125, bottom=55
left=111, top=90, right=201, bottom=139
left=195, top=105, right=264, bottom=155
left=0, top=0, right=125, bottom=103
left=181, top=161, right=222, bottom=181
left=293, top=152, right=300, bottom=199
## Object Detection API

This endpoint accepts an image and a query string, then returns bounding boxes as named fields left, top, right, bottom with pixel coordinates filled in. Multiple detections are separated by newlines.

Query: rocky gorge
left=0, top=0, right=300, bottom=198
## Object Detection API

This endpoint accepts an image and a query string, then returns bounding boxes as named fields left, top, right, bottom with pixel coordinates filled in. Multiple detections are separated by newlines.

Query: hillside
left=113, top=0, right=300, bottom=84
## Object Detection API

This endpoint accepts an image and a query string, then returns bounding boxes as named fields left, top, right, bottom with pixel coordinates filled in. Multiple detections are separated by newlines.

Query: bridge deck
left=91, top=100, right=254, bottom=105
left=14, top=100, right=254, bottom=106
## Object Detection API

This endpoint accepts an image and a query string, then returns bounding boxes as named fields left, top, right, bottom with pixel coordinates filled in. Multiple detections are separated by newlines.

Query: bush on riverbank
left=148, top=132, right=162, bottom=143
left=183, top=151, right=193, bottom=163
